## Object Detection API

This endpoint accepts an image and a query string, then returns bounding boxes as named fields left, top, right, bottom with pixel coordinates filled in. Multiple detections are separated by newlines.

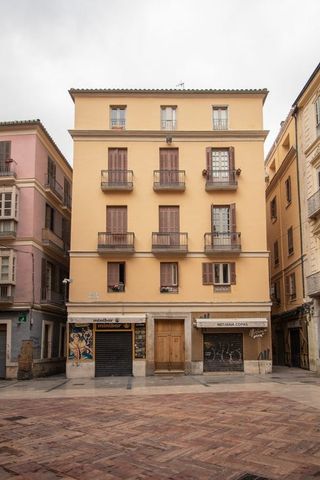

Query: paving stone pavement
left=1, top=385, right=320, bottom=480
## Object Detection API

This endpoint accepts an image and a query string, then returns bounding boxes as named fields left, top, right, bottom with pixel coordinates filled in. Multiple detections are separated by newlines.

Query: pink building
left=0, top=120, right=72, bottom=378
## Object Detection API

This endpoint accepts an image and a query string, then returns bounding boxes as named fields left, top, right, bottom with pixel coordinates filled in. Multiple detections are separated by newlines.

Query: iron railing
left=161, top=119, right=176, bottom=130
left=152, top=232, right=188, bottom=253
left=212, top=119, right=228, bottom=130
left=0, top=162, right=16, bottom=177
left=42, top=228, right=65, bottom=252
left=308, top=189, right=320, bottom=218
left=204, top=232, right=241, bottom=253
left=306, top=271, right=320, bottom=297
left=153, top=170, right=185, bottom=190
left=101, top=170, right=133, bottom=190
left=205, top=169, right=237, bottom=189
left=111, top=118, right=126, bottom=128
left=98, top=232, right=135, bottom=252
left=44, top=174, right=63, bottom=200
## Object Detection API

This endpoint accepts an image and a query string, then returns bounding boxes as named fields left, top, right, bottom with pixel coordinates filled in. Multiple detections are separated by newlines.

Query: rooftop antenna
left=176, top=81, right=185, bottom=89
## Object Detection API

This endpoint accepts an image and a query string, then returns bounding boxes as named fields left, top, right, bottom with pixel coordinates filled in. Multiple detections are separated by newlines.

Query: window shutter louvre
left=41, top=258, right=47, bottom=300
left=285, top=276, right=290, bottom=295
left=160, top=263, right=171, bottom=286
left=159, top=206, right=179, bottom=233
left=229, top=147, right=235, bottom=171
left=230, top=203, right=236, bottom=232
left=206, top=147, right=212, bottom=172
left=202, top=263, right=213, bottom=285
left=108, top=263, right=120, bottom=286
left=107, top=207, right=127, bottom=233
left=230, top=263, right=236, bottom=284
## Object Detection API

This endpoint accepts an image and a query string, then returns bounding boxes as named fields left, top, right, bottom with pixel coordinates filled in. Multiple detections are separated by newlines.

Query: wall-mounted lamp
left=62, top=278, right=73, bottom=284
left=202, top=169, right=208, bottom=177
left=236, top=168, right=242, bottom=176
left=166, top=136, right=172, bottom=145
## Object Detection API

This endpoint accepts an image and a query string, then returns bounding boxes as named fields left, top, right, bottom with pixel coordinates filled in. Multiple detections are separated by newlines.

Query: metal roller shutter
left=204, top=333, right=243, bottom=372
left=95, top=331, right=132, bottom=377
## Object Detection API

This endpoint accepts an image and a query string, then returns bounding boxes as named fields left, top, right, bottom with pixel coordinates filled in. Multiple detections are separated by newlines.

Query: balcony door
left=159, top=206, right=179, bottom=246
left=206, top=147, right=234, bottom=184
left=159, top=148, right=179, bottom=185
left=107, top=206, right=127, bottom=245
left=212, top=204, right=236, bottom=248
left=108, top=148, right=127, bottom=185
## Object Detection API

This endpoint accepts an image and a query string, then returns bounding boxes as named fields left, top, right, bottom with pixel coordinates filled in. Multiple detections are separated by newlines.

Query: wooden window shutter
left=41, top=258, right=47, bottom=300
left=160, top=263, right=171, bottom=286
left=107, top=207, right=127, bottom=233
left=159, top=206, right=179, bottom=232
left=160, top=148, right=178, bottom=170
left=228, top=147, right=235, bottom=171
left=202, top=263, right=213, bottom=285
left=108, top=263, right=120, bottom=286
left=108, top=148, right=118, bottom=170
left=206, top=147, right=212, bottom=171
left=230, top=263, right=236, bottom=284
left=230, top=203, right=236, bottom=232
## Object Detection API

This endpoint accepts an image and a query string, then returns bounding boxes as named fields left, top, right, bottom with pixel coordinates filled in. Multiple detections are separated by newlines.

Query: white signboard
left=195, top=318, right=268, bottom=328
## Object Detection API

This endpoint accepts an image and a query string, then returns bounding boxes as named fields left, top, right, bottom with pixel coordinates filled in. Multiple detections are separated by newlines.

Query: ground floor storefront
left=66, top=310, right=272, bottom=378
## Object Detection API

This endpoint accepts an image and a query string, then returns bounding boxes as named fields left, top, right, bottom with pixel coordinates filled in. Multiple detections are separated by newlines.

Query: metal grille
left=204, top=333, right=244, bottom=372
left=95, top=331, right=132, bottom=377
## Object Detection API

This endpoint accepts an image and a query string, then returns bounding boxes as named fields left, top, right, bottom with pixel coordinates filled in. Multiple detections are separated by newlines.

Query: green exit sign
left=18, top=313, right=27, bottom=323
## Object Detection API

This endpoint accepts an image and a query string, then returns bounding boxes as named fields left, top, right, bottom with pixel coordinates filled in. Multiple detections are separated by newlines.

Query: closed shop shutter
left=203, top=333, right=243, bottom=372
left=0, top=326, right=6, bottom=378
left=95, top=331, right=132, bottom=376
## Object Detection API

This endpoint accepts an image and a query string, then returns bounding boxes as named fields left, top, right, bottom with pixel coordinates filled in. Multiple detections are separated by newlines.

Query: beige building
left=67, top=88, right=271, bottom=378
left=265, top=63, right=320, bottom=372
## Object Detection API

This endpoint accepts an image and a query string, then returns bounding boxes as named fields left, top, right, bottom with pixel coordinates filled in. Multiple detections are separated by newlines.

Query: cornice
left=69, top=129, right=268, bottom=141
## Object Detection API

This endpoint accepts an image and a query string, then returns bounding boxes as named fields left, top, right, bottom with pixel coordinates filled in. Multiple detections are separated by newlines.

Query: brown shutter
left=206, top=147, right=212, bottom=172
left=108, top=263, right=120, bottom=287
left=202, top=263, right=213, bottom=285
left=230, top=263, right=236, bottom=285
left=229, top=147, right=235, bottom=171
left=107, top=207, right=127, bottom=233
left=108, top=148, right=118, bottom=170
left=230, top=203, right=236, bottom=232
left=41, top=258, right=47, bottom=300
left=159, top=206, right=179, bottom=233
left=160, top=263, right=171, bottom=286
left=0, top=142, right=11, bottom=166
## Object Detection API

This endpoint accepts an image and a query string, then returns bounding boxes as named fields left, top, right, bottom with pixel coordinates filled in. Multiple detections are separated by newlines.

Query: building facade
left=265, top=63, right=320, bottom=372
left=67, top=88, right=271, bottom=378
left=0, top=120, right=72, bottom=378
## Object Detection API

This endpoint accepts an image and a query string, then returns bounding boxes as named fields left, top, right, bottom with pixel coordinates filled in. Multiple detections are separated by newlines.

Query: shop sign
left=96, top=323, right=131, bottom=330
left=196, top=318, right=268, bottom=328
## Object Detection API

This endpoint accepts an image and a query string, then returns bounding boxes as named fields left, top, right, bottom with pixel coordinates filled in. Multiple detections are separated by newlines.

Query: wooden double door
left=155, top=319, right=184, bottom=372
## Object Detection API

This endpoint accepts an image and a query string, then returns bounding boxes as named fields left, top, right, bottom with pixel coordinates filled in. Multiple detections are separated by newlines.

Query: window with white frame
left=316, top=96, right=320, bottom=137
left=0, top=188, right=18, bottom=219
left=212, top=106, right=228, bottom=130
left=214, top=263, right=230, bottom=285
left=110, top=106, right=126, bottom=129
left=160, top=262, right=178, bottom=293
left=0, top=250, right=15, bottom=283
left=42, top=320, right=53, bottom=359
left=161, top=106, right=177, bottom=130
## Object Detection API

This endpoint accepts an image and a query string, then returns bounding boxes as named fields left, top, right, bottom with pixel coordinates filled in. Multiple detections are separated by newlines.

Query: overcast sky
left=0, top=0, right=319, bottom=164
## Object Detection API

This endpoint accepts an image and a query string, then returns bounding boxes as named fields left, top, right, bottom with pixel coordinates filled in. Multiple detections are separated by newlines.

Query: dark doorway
left=290, top=329, right=300, bottom=368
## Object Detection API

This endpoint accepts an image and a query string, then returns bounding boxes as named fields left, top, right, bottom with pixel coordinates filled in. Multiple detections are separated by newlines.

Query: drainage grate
left=4, top=416, right=27, bottom=421
left=237, top=474, right=271, bottom=480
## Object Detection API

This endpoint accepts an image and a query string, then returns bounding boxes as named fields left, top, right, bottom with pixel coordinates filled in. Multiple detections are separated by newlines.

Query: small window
left=214, top=263, right=230, bottom=285
left=160, top=262, right=178, bottom=293
left=108, top=262, right=125, bottom=292
left=202, top=262, right=235, bottom=287
left=287, top=227, right=294, bottom=255
left=316, top=96, right=320, bottom=137
left=274, top=241, right=279, bottom=266
left=0, top=250, right=15, bottom=283
left=110, top=106, right=126, bottom=129
left=285, top=176, right=292, bottom=204
left=161, top=106, right=176, bottom=130
left=270, top=197, right=277, bottom=221
left=286, top=273, right=296, bottom=301
left=212, top=107, right=228, bottom=130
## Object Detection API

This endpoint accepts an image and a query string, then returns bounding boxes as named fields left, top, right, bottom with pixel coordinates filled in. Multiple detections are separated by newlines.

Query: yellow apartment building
left=265, top=62, right=320, bottom=372
left=67, top=88, right=271, bottom=378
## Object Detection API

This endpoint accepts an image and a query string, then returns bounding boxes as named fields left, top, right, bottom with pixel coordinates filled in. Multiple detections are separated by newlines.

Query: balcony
left=152, top=232, right=188, bottom=254
left=213, top=119, right=228, bottom=130
left=41, top=290, right=64, bottom=306
left=42, top=228, right=66, bottom=255
left=0, top=220, right=17, bottom=239
left=153, top=170, right=185, bottom=191
left=205, top=170, right=238, bottom=191
left=0, top=285, right=13, bottom=304
left=44, top=175, right=63, bottom=202
left=0, top=162, right=16, bottom=185
left=98, top=232, right=135, bottom=254
left=101, top=170, right=133, bottom=191
left=111, top=118, right=126, bottom=129
left=63, top=193, right=72, bottom=212
left=204, top=232, right=241, bottom=255
left=161, top=120, right=176, bottom=130
left=307, top=271, right=320, bottom=297
left=308, top=189, right=320, bottom=218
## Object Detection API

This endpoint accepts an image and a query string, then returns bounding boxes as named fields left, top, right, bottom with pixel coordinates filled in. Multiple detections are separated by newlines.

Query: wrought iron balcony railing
left=153, top=170, right=185, bottom=191
left=0, top=161, right=16, bottom=180
left=101, top=170, right=133, bottom=191
left=41, top=290, right=64, bottom=305
left=44, top=174, right=63, bottom=200
left=161, top=119, right=176, bottom=130
left=111, top=118, right=126, bottom=129
left=308, top=189, right=320, bottom=218
left=205, top=170, right=238, bottom=190
left=152, top=232, right=188, bottom=254
left=204, top=232, right=241, bottom=254
left=212, top=119, right=228, bottom=130
left=306, top=271, right=320, bottom=297
left=63, top=193, right=72, bottom=210
left=42, top=228, right=66, bottom=253
left=98, top=232, right=135, bottom=253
